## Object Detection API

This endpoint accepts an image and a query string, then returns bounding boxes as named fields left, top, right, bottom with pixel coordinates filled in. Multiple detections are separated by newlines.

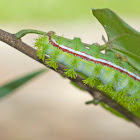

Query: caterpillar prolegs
left=35, top=32, right=140, bottom=111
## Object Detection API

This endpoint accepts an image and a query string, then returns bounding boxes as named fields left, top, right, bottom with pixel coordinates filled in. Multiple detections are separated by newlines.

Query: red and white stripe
left=49, top=37, right=140, bottom=82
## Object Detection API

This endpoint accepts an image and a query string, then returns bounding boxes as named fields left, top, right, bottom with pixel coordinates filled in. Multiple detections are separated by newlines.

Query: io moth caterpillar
left=35, top=32, right=140, bottom=111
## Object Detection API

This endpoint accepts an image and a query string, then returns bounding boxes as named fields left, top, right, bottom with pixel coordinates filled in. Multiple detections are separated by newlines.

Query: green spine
left=35, top=34, right=140, bottom=111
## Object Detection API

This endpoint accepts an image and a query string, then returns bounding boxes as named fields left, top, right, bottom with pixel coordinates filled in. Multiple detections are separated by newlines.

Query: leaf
left=0, top=69, right=47, bottom=98
left=100, top=102, right=130, bottom=121
left=92, top=8, right=140, bottom=72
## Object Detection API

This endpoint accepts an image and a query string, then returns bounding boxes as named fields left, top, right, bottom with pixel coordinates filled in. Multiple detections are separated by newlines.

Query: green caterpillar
left=34, top=32, right=140, bottom=111
left=34, top=8, right=140, bottom=112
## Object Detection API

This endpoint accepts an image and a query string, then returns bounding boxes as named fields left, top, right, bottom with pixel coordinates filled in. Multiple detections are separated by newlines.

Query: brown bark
left=0, top=29, right=140, bottom=127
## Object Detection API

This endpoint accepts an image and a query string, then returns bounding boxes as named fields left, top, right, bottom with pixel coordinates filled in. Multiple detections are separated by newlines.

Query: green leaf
left=0, top=69, right=47, bottom=98
left=92, top=8, right=140, bottom=72
left=100, top=102, right=130, bottom=121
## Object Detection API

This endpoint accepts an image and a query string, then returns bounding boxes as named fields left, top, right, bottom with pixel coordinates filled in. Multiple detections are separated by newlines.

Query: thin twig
left=0, top=29, right=140, bottom=127
left=15, top=29, right=47, bottom=39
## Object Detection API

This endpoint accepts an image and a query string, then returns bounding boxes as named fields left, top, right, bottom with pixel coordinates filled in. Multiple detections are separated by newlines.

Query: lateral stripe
left=49, top=37, right=140, bottom=82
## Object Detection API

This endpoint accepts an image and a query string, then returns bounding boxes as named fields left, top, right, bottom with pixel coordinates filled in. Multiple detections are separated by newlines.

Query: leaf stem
left=14, top=29, right=47, bottom=39
left=86, top=98, right=100, bottom=105
left=100, top=43, right=109, bottom=51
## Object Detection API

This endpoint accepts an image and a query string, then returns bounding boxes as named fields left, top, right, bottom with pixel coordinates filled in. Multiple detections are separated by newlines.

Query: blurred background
left=0, top=0, right=140, bottom=140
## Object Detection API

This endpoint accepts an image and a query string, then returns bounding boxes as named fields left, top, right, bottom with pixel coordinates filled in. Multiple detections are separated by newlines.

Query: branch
left=0, top=29, right=140, bottom=127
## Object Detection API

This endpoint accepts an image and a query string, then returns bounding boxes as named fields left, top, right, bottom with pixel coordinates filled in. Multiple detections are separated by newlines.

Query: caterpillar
left=35, top=32, right=140, bottom=111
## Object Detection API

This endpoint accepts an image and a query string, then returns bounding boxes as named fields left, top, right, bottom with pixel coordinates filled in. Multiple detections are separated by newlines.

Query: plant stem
left=14, top=29, right=47, bottom=39
left=1, top=29, right=140, bottom=127
left=86, top=99, right=100, bottom=105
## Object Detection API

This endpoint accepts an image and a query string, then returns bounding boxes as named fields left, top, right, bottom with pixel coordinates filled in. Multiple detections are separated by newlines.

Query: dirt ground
left=0, top=19, right=140, bottom=140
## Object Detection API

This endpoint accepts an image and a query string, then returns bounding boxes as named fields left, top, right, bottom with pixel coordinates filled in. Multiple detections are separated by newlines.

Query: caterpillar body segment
left=35, top=33, right=140, bottom=111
